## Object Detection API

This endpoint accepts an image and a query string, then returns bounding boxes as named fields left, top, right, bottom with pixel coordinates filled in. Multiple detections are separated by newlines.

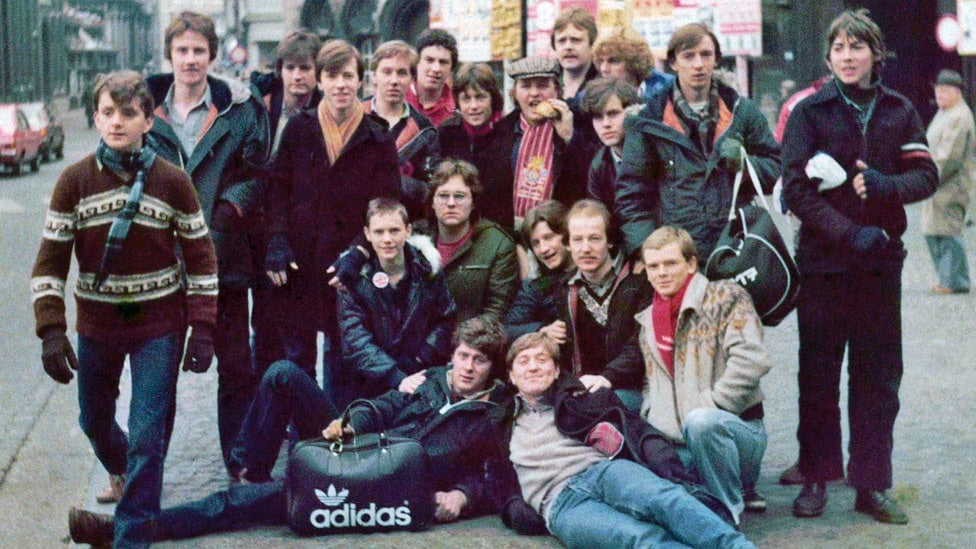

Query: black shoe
left=743, top=488, right=767, bottom=513
left=792, top=482, right=827, bottom=518
left=855, top=490, right=908, bottom=524
left=69, top=507, right=114, bottom=546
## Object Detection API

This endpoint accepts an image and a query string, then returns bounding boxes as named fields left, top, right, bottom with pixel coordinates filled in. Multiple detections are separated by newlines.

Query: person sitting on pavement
left=363, top=39, right=441, bottom=220
left=552, top=199, right=651, bottom=411
left=67, top=318, right=514, bottom=545
left=33, top=70, right=218, bottom=547
left=414, top=159, right=519, bottom=324
left=334, top=198, right=456, bottom=407
left=497, top=332, right=755, bottom=548
left=504, top=200, right=574, bottom=341
left=620, top=225, right=772, bottom=524
left=580, top=77, right=642, bottom=226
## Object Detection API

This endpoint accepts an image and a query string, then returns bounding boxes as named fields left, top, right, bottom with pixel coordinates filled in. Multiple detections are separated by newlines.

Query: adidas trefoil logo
left=315, top=484, right=349, bottom=507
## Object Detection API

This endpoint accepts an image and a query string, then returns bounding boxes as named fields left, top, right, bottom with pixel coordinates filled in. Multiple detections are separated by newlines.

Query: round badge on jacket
left=372, top=271, right=390, bottom=289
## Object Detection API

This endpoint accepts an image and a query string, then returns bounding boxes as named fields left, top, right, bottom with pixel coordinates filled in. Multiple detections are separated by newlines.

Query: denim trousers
left=77, top=332, right=181, bottom=548
left=679, top=408, right=767, bottom=523
left=796, top=270, right=902, bottom=491
left=229, top=360, right=337, bottom=481
left=925, top=235, right=971, bottom=290
left=158, top=481, right=287, bottom=540
left=547, top=460, right=755, bottom=549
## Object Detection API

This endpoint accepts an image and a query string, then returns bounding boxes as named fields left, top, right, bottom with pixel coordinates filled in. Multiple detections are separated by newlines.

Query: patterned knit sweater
left=31, top=154, right=218, bottom=341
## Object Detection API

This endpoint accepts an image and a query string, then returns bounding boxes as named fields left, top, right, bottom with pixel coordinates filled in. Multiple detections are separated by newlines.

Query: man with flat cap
left=923, top=69, right=973, bottom=294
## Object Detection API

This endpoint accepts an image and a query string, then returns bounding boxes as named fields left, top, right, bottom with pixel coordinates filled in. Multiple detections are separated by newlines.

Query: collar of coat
left=147, top=73, right=256, bottom=118
left=358, top=234, right=442, bottom=280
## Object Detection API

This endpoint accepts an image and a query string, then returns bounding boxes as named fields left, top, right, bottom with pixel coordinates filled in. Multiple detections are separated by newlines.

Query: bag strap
left=726, top=145, right=770, bottom=220
left=333, top=399, right=391, bottom=453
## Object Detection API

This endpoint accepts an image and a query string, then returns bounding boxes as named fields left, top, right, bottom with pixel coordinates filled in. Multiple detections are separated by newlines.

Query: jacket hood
left=408, top=234, right=441, bottom=274
left=146, top=72, right=257, bottom=115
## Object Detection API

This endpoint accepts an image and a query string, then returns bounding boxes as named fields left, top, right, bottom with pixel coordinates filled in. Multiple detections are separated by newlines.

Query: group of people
left=31, top=6, right=951, bottom=548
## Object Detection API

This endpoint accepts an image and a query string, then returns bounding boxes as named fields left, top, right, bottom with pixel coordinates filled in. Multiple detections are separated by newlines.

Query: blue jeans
left=158, top=481, right=286, bottom=540
left=77, top=332, right=181, bottom=548
left=679, top=408, right=767, bottom=524
left=925, top=235, right=970, bottom=290
left=547, top=460, right=754, bottom=549
left=229, top=360, right=337, bottom=481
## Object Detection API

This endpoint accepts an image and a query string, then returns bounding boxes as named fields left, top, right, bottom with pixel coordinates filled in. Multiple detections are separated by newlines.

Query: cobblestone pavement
left=32, top=108, right=973, bottom=548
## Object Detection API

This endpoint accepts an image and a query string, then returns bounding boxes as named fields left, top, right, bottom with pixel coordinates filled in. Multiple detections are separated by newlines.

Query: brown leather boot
left=69, top=507, right=114, bottom=546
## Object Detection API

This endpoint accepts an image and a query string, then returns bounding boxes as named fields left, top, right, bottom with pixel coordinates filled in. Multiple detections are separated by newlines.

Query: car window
left=0, top=109, right=15, bottom=133
left=16, top=111, right=30, bottom=131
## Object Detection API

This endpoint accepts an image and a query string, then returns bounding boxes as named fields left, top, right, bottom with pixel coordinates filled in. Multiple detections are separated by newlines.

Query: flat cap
left=935, top=69, right=964, bottom=89
left=507, top=56, right=561, bottom=80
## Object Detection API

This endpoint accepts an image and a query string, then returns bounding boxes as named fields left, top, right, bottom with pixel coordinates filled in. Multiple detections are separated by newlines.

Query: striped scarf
left=513, top=114, right=556, bottom=230
left=318, top=99, right=364, bottom=165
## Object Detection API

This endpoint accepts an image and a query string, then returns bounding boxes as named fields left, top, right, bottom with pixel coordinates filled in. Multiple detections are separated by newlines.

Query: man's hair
left=566, top=199, right=612, bottom=239
left=415, top=29, right=458, bottom=73
left=641, top=225, right=698, bottom=263
left=520, top=199, right=568, bottom=249
left=580, top=77, right=641, bottom=116
left=506, top=332, right=561, bottom=369
left=164, top=11, right=218, bottom=62
left=92, top=70, right=155, bottom=119
left=365, top=197, right=409, bottom=227
left=666, top=23, right=722, bottom=65
left=550, top=7, right=598, bottom=49
left=275, top=30, right=322, bottom=77
left=592, top=28, right=654, bottom=84
left=452, top=62, right=503, bottom=114
left=316, top=39, right=365, bottom=81
left=453, top=317, right=508, bottom=381
left=370, top=40, right=418, bottom=74
left=426, top=159, right=483, bottom=222
left=826, top=9, right=888, bottom=69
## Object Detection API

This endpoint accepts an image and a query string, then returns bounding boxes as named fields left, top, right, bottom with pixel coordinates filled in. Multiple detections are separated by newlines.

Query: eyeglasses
left=434, top=192, right=472, bottom=205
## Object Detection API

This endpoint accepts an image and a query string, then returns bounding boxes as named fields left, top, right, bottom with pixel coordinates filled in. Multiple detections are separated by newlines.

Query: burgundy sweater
left=31, top=154, right=217, bottom=341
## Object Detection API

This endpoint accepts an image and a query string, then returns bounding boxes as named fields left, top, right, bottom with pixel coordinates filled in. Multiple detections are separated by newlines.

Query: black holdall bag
left=285, top=399, right=435, bottom=536
left=705, top=147, right=800, bottom=326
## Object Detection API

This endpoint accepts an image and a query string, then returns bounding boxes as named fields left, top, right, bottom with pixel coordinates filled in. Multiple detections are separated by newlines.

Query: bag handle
left=727, top=145, right=770, bottom=220
left=331, top=399, right=390, bottom=454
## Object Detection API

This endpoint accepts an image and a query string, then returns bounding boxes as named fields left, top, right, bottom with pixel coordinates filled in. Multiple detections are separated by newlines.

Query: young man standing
left=782, top=9, right=936, bottom=524
left=146, top=11, right=270, bottom=475
left=365, top=40, right=441, bottom=219
left=615, top=23, right=780, bottom=262
left=551, top=7, right=599, bottom=101
left=68, top=318, right=512, bottom=544
left=635, top=226, right=771, bottom=525
left=407, top=29, right=458, bottom=127
left=591, top=28, right=675, bottom=101
left=34, top=70, right=217, bottom=547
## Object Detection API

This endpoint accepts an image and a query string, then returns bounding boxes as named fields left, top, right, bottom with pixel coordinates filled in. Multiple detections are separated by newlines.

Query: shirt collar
left=163, top=83, right=213, bottom=117
left=567, top=252, right=625, bottom=288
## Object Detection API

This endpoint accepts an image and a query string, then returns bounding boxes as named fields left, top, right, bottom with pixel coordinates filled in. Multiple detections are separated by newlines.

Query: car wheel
left=30, top=155, right=41, bottom=172
left=11, top=158, right=22, bottom=176
left=42, top=146, right=51, bottom=163
left=55, top=145, right=63, bottom=159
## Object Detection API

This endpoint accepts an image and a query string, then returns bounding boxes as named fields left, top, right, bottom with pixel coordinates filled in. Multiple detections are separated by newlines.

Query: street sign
left=959, top=0, right=976, bottom=55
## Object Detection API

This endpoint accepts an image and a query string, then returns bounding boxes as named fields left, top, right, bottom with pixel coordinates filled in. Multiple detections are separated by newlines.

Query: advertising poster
left=632, top=0, right=762, bottom=58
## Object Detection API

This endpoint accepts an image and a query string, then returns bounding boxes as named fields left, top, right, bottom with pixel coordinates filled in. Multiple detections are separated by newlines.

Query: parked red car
left=0, top=103, right=43, bottom=175
left=20, top=102, right=65, bottom=162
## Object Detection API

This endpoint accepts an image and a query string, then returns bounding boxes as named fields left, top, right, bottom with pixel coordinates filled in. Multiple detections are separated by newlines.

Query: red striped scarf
left=513, top=114, right=556, bottom=227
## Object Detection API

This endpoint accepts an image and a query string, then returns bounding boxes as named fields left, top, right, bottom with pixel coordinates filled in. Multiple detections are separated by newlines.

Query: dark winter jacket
left=587, top=145, right=621, bottom=231
left=266, top=108, right=400, bottom=327
left=147, top=73, right=270, bottom=289
left=438, top=114, right=516, bottom=231
left=782, top=79, right=938, bottom=274
left=249, top=70, right=323, bottom=145
left=431, top=219, right=519, bottom=323
left=615, top=81, right=781, bottom=259
left=557, top=265, right=653, bottom=390
left=346, top=368, right=513, bottom=518
left=365, top=100, right=441, bottom=220
left=503, top=269, right=568, bottom=342
left=337, top=236, right=456, bottom=398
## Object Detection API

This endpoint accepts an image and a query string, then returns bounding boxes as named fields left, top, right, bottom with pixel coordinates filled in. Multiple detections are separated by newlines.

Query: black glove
left=718, top=134, right=744, bottom=172
left=182, top=325, right=215, bottom=373
left=395, top=356, right=423, bottom=376
left=501, top=495, right=548, bottom=535
left=41, top=329, right=78, bottom=384
left=861, top=169, right=897, bottom=200
left=329, top=246, right=369, bottom=289
left=264, top=234, right=296, bottom=273
left=640, top=435, right=698, bottom=485
left=844, top=225, right=889, bottom=254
